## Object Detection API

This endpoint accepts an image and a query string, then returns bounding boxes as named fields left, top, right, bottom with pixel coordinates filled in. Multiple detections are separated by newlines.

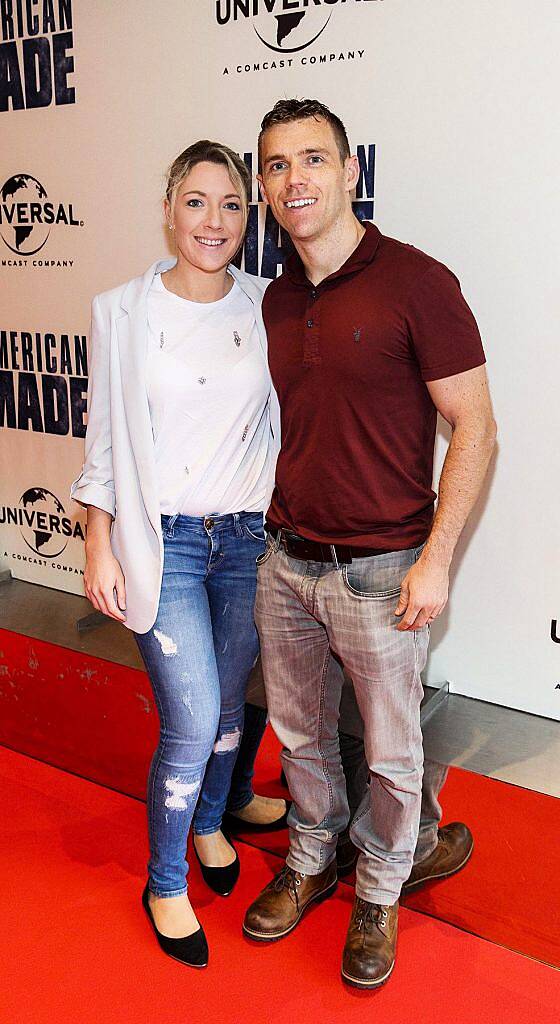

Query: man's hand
left=84, top=541, right=127, bottom=622
left=392, top=365, right=496, bottom=631
left=394, top=554, right=449, bottom=631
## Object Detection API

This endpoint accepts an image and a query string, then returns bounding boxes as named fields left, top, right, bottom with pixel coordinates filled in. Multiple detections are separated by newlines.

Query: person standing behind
left=243, top=99, right=497, bottom=989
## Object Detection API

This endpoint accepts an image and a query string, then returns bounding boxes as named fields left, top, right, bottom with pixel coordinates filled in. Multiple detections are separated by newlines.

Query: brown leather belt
left=265, top=524, right=393, bottom=564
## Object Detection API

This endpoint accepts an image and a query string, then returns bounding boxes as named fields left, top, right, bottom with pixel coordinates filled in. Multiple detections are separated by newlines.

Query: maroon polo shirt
left=263, top=222, right=486, bottom=549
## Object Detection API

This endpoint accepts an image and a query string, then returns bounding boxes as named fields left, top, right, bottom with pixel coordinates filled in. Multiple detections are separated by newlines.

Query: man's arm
left=395, top=364, right=497, bottom=631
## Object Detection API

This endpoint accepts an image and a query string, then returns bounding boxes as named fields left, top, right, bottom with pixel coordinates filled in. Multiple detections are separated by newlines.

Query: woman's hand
left=84, top=540, right=127, bottom=622
left=84, top=505, right=126, bottom=621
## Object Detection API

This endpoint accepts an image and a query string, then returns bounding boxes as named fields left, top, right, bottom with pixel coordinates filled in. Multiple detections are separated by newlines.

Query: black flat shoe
left=194, top=839, right=240, bottom=896
left=142, top=884, right=208, bottom=967
left=222, top=803, right=291, bottom=834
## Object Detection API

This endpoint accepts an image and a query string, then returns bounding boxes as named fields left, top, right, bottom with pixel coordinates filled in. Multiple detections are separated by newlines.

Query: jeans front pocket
left=243, top=515, right=265, bottom=543
left=256, top=535, right=275, bottom=567
left=341, top=548, right=416, bottom=600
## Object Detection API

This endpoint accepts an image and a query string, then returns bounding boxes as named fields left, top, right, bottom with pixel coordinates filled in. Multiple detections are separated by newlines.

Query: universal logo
left=216, top=0, right=382, bottom=54
left=0, top=487, right=85, bottom=558
left=0, top=173, right=83, bottom=257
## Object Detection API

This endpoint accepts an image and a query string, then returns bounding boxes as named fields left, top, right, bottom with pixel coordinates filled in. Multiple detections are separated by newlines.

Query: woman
left=71, top=141, right=283, bottom=968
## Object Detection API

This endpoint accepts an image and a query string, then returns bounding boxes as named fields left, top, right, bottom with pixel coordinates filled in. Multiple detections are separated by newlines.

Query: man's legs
left=243, top=543, right=353, bottom=940
left=339, top=732, right=369, bottom=815
left=338, top=715, right=448, bottom=865
left=253, top=544, right=349, bottom=874
left=403, top=758, right=473, bottom=893
left=415, top=760, right=448, bottom=860
left=308, top=547, right=429, bottom=989
left=337, top=694, right=473, bottom=892
left=245, top=543, right=428, bottom=985
left=336, top=725, right=370, bottom=876
left=321, top=550, right=427, bottom=905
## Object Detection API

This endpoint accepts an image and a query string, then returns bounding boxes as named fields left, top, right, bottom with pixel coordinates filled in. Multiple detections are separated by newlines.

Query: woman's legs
left=135, top=518, right=221, bottom=930
left=192, top=514, right=263, bottom=840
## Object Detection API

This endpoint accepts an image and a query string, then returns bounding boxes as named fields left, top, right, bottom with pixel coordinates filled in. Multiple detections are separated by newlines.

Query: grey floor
left=2, top=577, right=559, bottom=799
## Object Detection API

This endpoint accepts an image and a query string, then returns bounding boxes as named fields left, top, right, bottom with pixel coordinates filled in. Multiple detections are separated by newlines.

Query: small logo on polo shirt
left=233, top=330, right=241, bottom=347
left=353, top=327, right=362, bottom=343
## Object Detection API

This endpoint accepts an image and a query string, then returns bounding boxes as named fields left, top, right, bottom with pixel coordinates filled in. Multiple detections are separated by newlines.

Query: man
left=243, top=98, right=497, bottom=989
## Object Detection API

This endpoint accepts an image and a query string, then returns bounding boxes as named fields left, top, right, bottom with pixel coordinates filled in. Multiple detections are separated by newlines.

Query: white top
left=146, top=273, right=272, bottom=517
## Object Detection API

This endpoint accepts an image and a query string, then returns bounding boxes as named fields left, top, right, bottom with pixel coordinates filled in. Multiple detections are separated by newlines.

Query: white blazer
left=71, top=258, right=281, bottom=634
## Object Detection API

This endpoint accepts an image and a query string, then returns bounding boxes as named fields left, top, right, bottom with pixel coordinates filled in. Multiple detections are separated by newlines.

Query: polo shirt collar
left=285, top=221, right=382, bottom=288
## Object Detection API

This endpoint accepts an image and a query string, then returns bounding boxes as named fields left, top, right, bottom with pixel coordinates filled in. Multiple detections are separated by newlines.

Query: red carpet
left=1, top=746, right=559, bottom=1024
left=1, top=626, right=559, bottom=968
left=235, top=728, right=560, bottom=968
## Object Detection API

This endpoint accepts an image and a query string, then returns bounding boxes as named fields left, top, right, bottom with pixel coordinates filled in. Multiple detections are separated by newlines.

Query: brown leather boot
left=243, top=861, right=337, bottom=942
left=402, top=822, right=474, bottom=894
left=341, top=897, right=398, bottom=989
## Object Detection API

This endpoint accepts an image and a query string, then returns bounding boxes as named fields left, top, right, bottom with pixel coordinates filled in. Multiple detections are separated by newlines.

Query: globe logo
left=253, top=7, right=333, bottom=53
left=0, top=174, right=51, bottom=256
left=19, top=487, right=69, bottom=558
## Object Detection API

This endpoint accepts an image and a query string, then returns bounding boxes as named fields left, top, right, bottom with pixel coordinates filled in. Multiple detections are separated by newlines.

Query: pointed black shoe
left=142, top=884, right=208, bottom=968
left=194, top=839, right=240, bottom=896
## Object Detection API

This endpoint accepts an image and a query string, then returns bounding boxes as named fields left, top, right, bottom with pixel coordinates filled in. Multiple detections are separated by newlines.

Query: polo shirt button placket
left=303, top=289, right=321, bottom=366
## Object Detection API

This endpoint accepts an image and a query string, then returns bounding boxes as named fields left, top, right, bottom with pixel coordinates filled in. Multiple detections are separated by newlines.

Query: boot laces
left=355, top=898, right=389, bottom=932
left=272, top=865, right=305, bottom=906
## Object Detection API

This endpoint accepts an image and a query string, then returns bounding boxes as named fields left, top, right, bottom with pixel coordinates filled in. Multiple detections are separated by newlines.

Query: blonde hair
left=165, top=140, right=251, bottom=220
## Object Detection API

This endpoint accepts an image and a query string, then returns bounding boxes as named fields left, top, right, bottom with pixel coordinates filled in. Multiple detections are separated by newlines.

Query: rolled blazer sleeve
left=70, top=295, right=116, bottom=517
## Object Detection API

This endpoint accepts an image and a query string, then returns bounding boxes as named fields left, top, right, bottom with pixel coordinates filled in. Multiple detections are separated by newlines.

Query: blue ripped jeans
left=134, top=511, right=264, bottom=898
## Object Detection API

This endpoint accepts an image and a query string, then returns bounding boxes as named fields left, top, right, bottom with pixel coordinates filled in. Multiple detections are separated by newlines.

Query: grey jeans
left=339, top=726, right=448, bottom=865
left=255, top=537, right=445, bottom=905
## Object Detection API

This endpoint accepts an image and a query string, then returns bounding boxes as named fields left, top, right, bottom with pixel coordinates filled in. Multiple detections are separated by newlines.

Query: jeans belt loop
left=165, top=513, right=179, bottom=538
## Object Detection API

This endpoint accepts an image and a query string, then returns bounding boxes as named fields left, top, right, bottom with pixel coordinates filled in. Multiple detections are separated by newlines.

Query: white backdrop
left=1, top=1, right=558, bottom=719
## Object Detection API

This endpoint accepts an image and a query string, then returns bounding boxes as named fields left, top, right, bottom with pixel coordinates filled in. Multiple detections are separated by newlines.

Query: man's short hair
left=258, top=98, right=351, bottom=172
